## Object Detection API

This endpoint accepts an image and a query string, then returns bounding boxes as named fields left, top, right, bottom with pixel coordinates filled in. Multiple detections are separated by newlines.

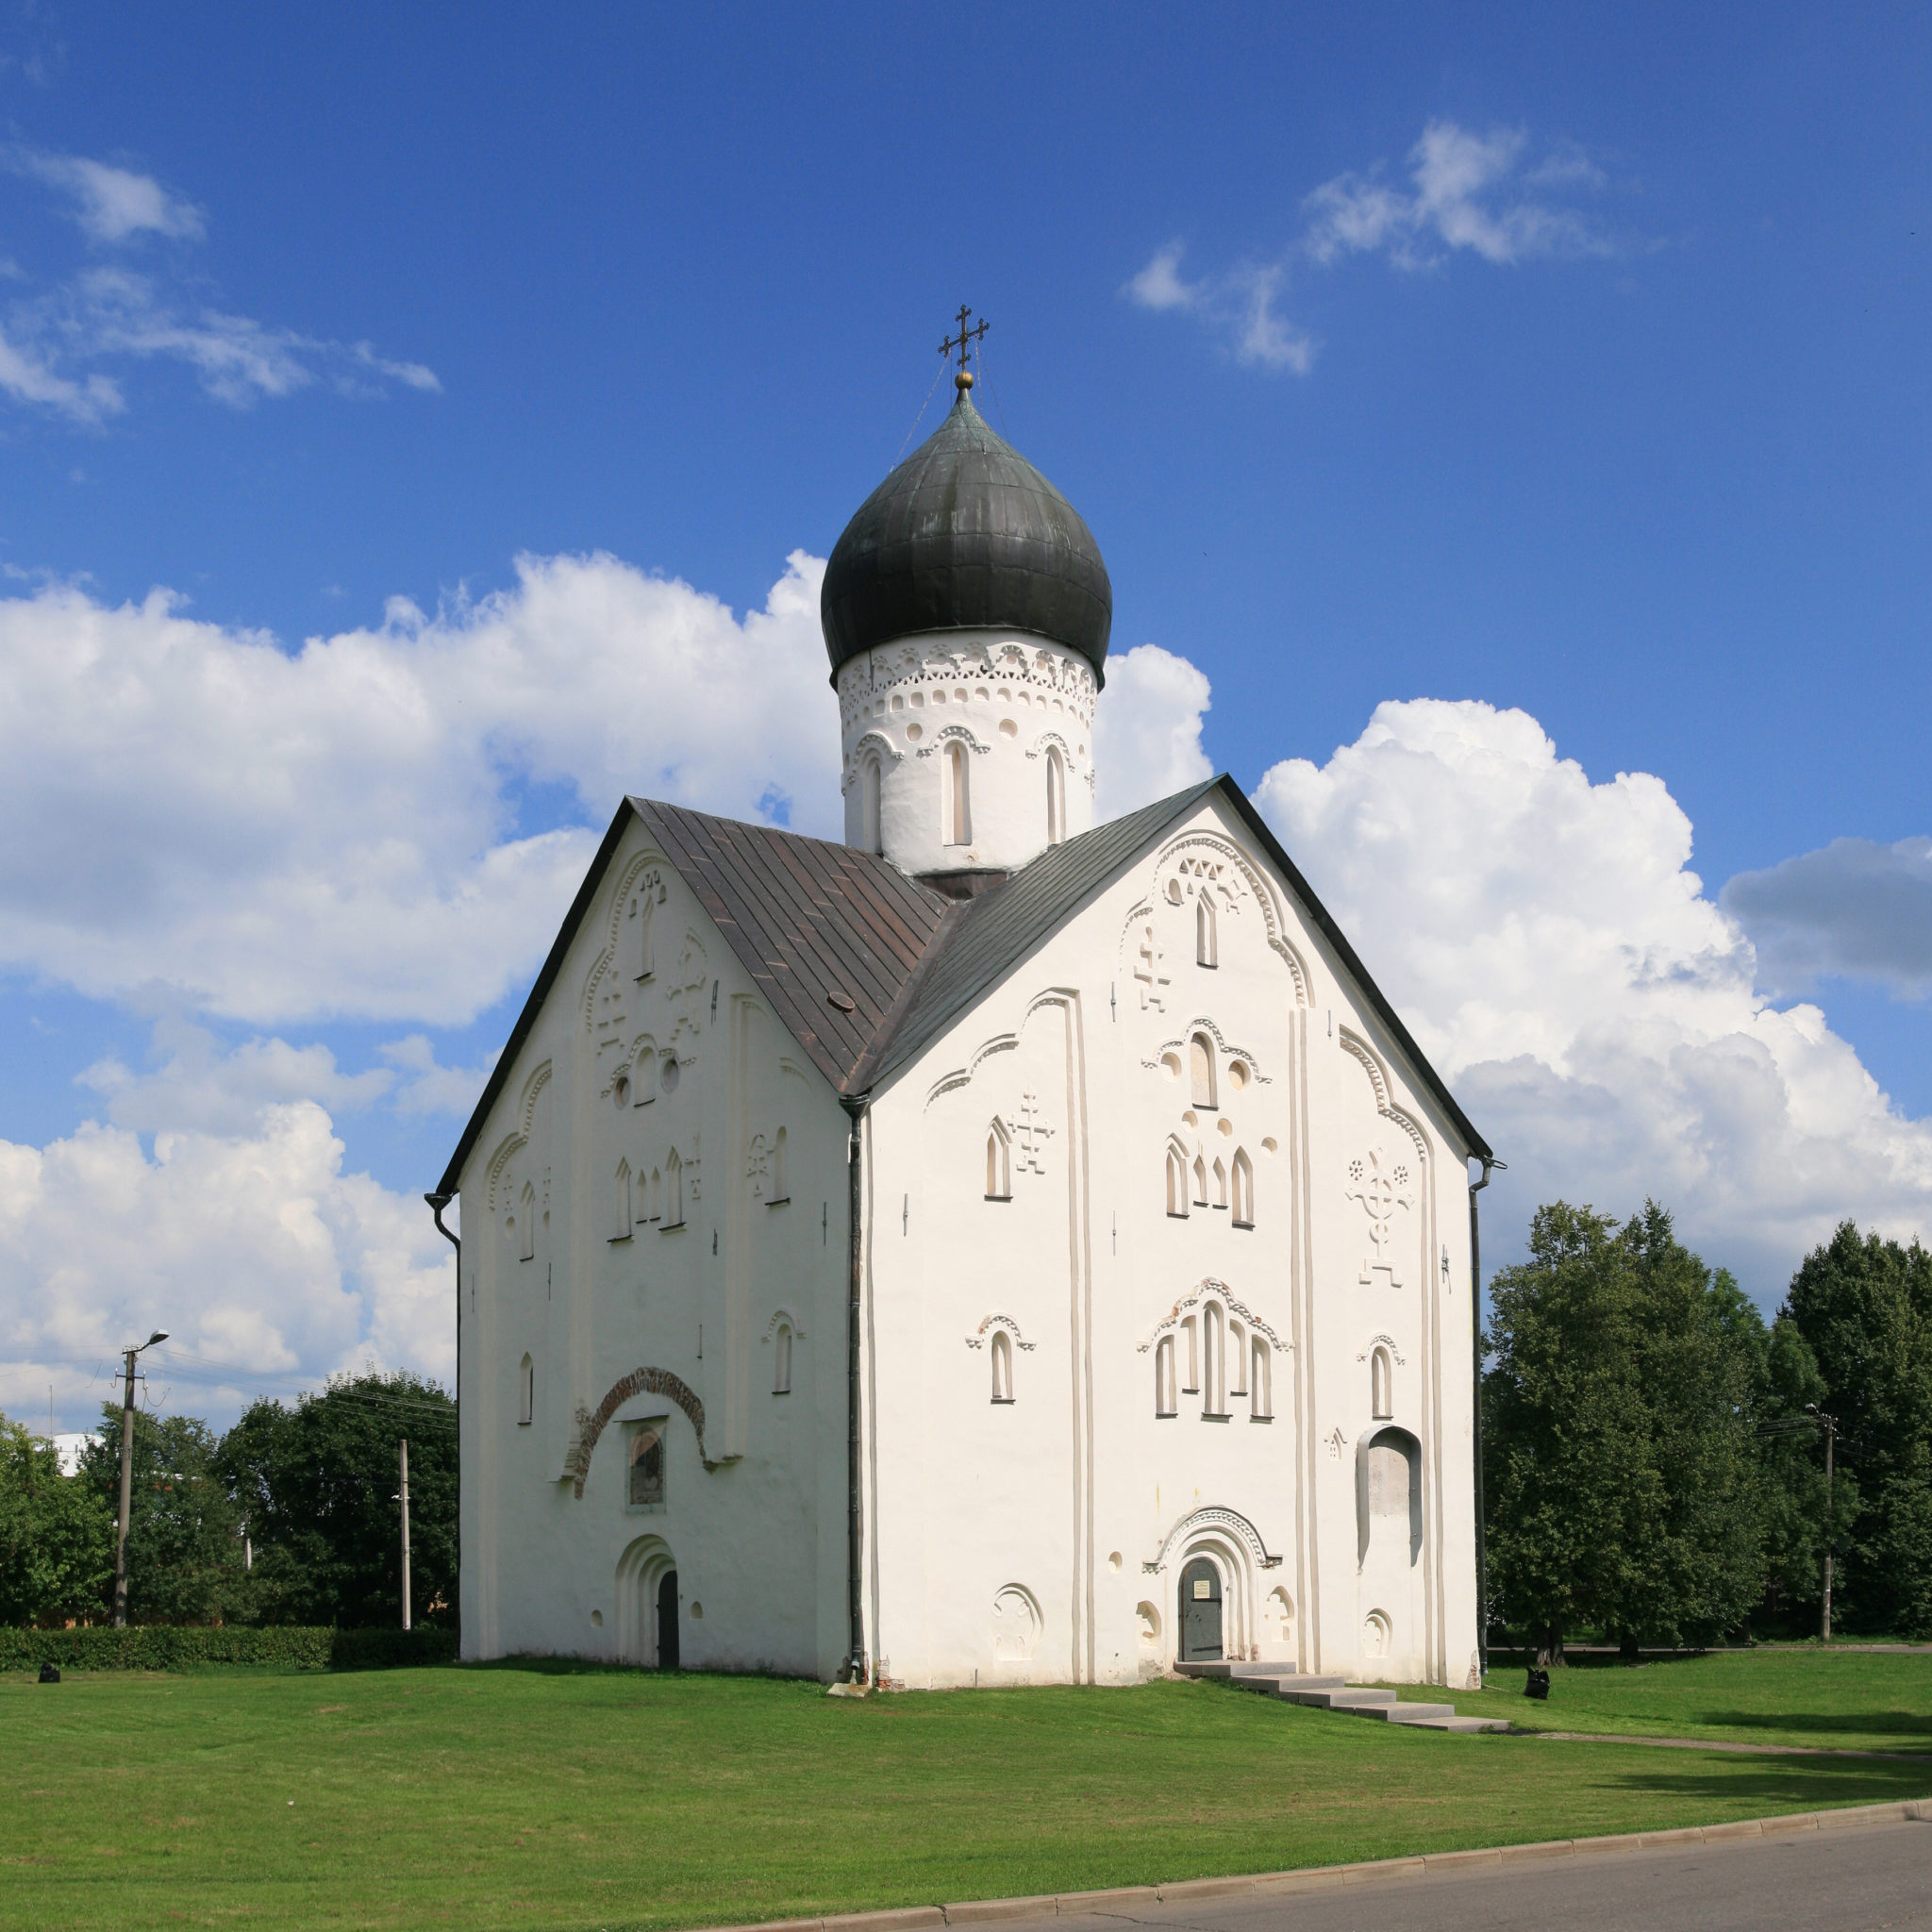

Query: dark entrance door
left=1179, top=1557, right=1223, bottom=1661
left=657, top=1569, right=680, bottom=1670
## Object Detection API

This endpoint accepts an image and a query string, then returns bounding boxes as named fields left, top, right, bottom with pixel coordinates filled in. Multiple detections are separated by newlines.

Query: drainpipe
left=425, top=1192, right=460, bottom=1641
left=838, top=1095, right=870, bottom=1684
left=1468, top=1155, right=1503, bottom=1680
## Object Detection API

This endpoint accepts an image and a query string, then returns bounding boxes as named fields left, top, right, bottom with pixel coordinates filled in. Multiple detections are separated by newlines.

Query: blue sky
left=2, top=4, right=1928, bottom=1429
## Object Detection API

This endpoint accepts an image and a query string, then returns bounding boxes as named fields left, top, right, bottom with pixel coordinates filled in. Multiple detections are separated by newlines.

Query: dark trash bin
left=38, top=1662, right=60, bottom=1684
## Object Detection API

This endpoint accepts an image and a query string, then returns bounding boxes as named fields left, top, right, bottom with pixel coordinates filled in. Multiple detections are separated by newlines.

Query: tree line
left=1484, top=1208, right=1932, bottom=1655
left=0, top=1372, right=455, bottom=1629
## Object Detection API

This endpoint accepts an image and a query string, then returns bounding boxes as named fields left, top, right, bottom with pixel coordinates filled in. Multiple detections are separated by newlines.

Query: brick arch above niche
left=564, top=1365, right=717, bottom=1498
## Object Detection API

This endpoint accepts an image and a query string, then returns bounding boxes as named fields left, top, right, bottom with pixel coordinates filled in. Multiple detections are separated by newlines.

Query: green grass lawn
left=1455, top=1647, right=1932, bottom=1754
left=4, top=1657, right=1928, bottom=1932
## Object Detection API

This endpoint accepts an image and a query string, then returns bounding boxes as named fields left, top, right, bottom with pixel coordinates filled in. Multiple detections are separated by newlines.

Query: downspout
left=1467, top=1154, right=1503, bottom=1681
left=838, top=1094, right=870, bottom=1684
left=425, top=1192, right=460, bottom=1642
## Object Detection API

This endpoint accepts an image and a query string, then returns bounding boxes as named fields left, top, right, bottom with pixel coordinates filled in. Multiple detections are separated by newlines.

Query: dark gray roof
left=437, top=775, right=1490, bottom=1196
left=820, top=388, right=1112, bottom=687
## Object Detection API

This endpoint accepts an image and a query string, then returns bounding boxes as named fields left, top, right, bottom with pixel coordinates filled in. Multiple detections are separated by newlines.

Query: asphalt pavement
left=995, top=1817, right=1932, bottom=1932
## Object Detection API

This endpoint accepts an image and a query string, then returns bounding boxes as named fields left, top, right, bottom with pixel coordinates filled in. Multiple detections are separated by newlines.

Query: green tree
left=1783, top=1223, right=1932, bottom=1636
left=1483, top=1200, right=1768, bottom=1659
left=0, top=1414, right=115, bottom=1624
left=76, top=1408, right=250, bottom=1624
left=220, top=1372, right=457, bottom=1628
left=1752, top=1315, right=1859, bottom=1632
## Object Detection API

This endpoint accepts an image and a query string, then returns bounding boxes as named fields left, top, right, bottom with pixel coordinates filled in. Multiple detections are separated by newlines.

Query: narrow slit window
left=614, top=1161, right=633, bottom=1238
left=1204, top=1303, right=1225, bottom=1416
left=991, top=1328, right=1014, bottom=1403
left=943, top=741, right=971, bottom=846
left=1250, top=1338, right=1273, bottom=1420
left=1192, top=1154, right=1208, bottom=1208
left=1181, top=1315, right=1199, bottom=1394
left=1372, top=1345, right=1392, bottom=1421
left=635, top=890, right=656, bottom=981
left=1232, top=1148, right=1254, bottom=1227
left=1197, top=891, right=1217, bottom=967
left=518, top=1354, right=534, bottom=1426
left=774, top=1324, right=792, bottom=1394
left=987, top=1122, right=1011, bottom=1200
left=1228, top=1320, right=1248, bottom=1397
left=1165, top=1142, right=1189, bottom=1218
left=1046, top=745, right=1066, bottom=846
left=520, top=1183, right=536, bottom=1261
left=860, top=754, right=882, bottom=854
left=771, top=1126, right=788, bottom=1204
left=664, top=1150, right=684, bottom=1228
left=1190, top=1033, right=1216, bottom=1109
left=1156, top=1335, right=1177, bottom=1416
left=1212, top=1157, right=1227, bottom=1208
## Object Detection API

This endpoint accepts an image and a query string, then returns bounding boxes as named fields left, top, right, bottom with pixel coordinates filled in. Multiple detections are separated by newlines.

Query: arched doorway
left=657, top=1568, right=680, bottom=1671
left=1178, top=1557, right=1223, bottom=1661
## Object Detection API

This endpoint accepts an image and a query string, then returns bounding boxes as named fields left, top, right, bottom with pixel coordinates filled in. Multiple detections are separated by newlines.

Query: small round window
left=613, top=1073, right=629, bottom=1109
left=659, top=1056, right=681, bottom=1095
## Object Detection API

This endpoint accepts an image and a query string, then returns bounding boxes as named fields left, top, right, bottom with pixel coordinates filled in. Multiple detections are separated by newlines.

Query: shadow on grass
left=458, top=1655, right=820, bottom=1685
left=1684, top=1707, right=1932, bottom=1747
left=1600, top=1756, right=1932, bottom=1808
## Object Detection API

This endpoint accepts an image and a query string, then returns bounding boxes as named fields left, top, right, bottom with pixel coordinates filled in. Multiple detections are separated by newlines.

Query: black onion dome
left=821, top=388, right=1112, bottom=688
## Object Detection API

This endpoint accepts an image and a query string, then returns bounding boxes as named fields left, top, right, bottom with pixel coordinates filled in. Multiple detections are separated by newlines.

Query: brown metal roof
left=437, top=777, right=1490, bottom=1197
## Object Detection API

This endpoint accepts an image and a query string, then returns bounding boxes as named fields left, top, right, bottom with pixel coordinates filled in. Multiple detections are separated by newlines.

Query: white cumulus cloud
left=0, top=1104, right=453, bottom=1431
left=1092, top=642, right=1216, bottom=818
left=1255, top=699, right=1932, bottom=1298
left=0, top=551, right=839, bottom=1024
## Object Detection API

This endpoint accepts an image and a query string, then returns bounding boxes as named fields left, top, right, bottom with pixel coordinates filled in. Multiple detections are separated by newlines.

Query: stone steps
left=1174, top=1660, right=1511, bottom=1733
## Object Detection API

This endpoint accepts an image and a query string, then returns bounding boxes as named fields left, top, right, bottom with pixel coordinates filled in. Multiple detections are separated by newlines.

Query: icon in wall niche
left=1345, top=1146, right=1415, bottom=1287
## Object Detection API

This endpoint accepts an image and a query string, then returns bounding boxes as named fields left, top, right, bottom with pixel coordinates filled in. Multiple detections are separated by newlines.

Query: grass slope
left=4, top=1658, right=1929, bottom=1932
left=1455, top=1649, right=1932, bottom=1753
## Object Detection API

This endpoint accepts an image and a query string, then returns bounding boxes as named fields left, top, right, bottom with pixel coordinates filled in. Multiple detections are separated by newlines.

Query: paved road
left=1015, top=1819, right=1932, bottom=1932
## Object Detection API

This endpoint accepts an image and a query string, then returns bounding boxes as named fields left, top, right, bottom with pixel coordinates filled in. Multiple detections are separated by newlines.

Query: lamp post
left=112, top=1330, right=169, bottom=1628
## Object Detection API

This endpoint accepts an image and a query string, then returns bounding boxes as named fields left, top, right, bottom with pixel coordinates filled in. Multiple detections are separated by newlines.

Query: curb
left=688, top=1798, right=1932, bottom=1932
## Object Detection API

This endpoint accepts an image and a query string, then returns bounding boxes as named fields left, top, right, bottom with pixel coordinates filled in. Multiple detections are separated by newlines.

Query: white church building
left=434, top=361, right=1493, bottom=1690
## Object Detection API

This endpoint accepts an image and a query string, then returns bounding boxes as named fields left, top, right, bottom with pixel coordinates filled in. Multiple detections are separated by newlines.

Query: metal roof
left=820, top=389, right=1112, bottom=687
left=436, top=775, right=1490, bottom=1196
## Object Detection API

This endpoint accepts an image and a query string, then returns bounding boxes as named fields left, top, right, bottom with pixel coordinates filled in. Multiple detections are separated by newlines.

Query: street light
left=111, top=1329, right=171, bottom=1629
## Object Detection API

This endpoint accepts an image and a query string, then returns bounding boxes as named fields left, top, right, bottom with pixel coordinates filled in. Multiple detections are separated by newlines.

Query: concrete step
left=1177, top=1660, right=1507, bottom=1734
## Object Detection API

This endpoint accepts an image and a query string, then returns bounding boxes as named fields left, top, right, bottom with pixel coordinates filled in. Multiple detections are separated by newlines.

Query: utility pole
left=398, top=1439, right=412, bottom=1632
left=111, top=1329, right=169, bottom=1628
left=1809, top=1407, right=1838, bottom=1642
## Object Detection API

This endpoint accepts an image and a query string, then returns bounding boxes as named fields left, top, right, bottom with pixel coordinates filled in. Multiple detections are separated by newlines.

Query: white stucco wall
left=837, top=630, right=1096, bottom=875
left=857, top=790, right=1480, bottom=1690
left=458, top=788, right=1480, bottom=1692
left=457, top=821, right=853, bottom=1676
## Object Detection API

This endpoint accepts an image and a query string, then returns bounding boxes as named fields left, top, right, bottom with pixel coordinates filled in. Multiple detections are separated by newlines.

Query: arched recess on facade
left=1355, top=1424, right=1424, bottom=1568
left=1143, top=1506, right=1280, bottom=1665
left=566, top=1365, right=715, bottom=1497
left=614, top=1533, right=677, bottom=1666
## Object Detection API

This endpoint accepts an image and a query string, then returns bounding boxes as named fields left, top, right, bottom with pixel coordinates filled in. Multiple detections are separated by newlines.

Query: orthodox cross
left=1135, top=923, right=1169, bottom=1011
left=940, top=305, right=989, bottom=374
left=1345, top=1148, right=1414, bottom=1286
left=1011, top=1090, right=1056, bottom=1174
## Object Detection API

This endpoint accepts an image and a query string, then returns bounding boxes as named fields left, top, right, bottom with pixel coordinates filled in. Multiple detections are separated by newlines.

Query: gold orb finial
left=956, top=369, right=974, bottom=393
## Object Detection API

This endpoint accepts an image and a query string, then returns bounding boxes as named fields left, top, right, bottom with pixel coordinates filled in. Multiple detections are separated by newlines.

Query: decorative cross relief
left=1134, top=923, right=1170, bottom=1012
left=1005, top=1090, right=1055, bottom=1175
left=1345, top=1147, right=1415, bottom=1288
left=746, top=1134, right=768, bottom=1198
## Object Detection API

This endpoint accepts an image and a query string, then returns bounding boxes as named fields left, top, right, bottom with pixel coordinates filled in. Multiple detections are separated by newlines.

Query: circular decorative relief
left=1228, top=1060, right=1249, bottom=1090
left=906, top=722, right=924, bottom=741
